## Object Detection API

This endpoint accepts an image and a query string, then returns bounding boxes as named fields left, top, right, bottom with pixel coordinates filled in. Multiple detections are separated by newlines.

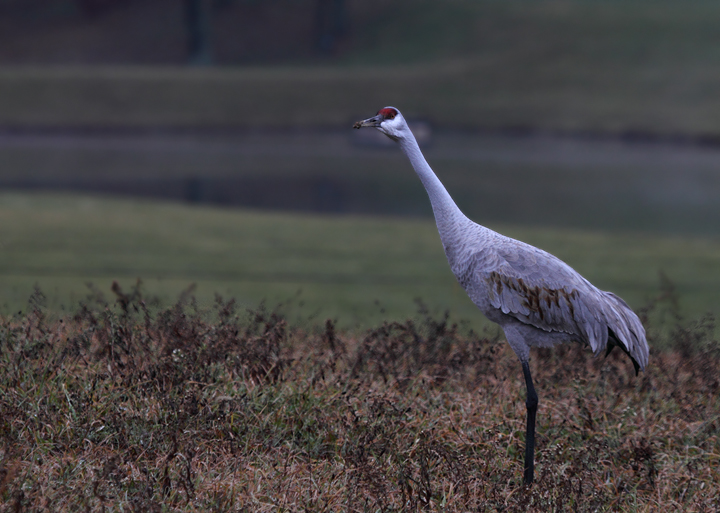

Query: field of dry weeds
left=0, top=284, right=718, bottom=511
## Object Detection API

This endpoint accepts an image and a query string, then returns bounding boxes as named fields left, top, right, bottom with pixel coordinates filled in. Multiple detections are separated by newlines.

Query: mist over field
left=0, top=1, right=718, bottom=510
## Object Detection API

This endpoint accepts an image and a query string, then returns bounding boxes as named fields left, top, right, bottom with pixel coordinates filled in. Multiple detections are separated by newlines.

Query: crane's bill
left=353, top=114, right=383, bottom=129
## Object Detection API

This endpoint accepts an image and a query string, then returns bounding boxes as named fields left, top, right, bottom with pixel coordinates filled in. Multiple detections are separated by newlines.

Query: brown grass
left=0, top=284, right=718, bottom=511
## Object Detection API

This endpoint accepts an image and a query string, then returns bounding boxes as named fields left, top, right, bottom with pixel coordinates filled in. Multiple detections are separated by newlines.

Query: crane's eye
left=378, top=108, right=397, bottom=120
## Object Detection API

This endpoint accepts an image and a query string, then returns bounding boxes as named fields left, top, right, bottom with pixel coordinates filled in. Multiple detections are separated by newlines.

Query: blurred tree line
left=0, top=0, right=354, bottom=64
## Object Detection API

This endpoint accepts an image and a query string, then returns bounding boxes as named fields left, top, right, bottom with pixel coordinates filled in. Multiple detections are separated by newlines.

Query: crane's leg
left=522, top=361, right=538, bottom=485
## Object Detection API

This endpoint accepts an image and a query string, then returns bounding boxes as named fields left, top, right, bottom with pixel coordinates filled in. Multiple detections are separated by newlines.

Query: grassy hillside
left=0, top=193, right=717, bottom=334
left=3, top=1, right=720, bottom=134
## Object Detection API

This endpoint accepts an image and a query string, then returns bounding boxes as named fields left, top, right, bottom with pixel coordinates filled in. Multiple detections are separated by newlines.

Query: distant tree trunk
left=315, top=0, right=346, bottom=55
left=184, top=0, right=212, bottom=65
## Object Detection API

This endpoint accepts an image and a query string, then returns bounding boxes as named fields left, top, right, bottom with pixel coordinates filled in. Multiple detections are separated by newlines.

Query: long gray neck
left=397, top=132, right=475, bottom=256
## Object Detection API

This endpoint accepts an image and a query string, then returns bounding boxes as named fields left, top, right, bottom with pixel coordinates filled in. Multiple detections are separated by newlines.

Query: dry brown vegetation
left=0, top=283, right=718, bottom=511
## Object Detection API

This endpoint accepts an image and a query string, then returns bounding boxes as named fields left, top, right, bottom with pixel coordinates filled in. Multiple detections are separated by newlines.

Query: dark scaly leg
left=522, top=361, right=538, bottom=485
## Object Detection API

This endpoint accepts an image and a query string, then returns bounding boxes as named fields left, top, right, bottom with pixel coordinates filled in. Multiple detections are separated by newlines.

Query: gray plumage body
left=354, top=106, right=649, bottom=484
left=357, top=108, right=648, bottom=371
left=442, top=214, right=647, bottom=369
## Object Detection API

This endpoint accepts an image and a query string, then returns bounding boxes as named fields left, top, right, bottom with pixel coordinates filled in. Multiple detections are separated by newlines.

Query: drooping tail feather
left=600, top=291, right=649, bottom=372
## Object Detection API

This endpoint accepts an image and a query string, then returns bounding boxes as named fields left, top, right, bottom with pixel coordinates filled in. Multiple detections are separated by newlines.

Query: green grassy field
left=0, top=192, right=717, bottom=337
left=3, top=1, right=720, bottom=135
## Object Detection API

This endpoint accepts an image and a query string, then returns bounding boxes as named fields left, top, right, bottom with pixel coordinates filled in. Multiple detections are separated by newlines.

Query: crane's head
left=353, top=106, right=408, bottom=141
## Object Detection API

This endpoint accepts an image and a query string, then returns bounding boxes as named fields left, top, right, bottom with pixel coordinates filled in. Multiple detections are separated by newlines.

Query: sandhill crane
left=353, top=107, right=649, bottom=485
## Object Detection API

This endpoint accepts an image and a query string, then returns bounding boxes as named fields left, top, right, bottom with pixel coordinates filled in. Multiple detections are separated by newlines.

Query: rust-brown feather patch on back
left=487, top=271, right=579, bottom=324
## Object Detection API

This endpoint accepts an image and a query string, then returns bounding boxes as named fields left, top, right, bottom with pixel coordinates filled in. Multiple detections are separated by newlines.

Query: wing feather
left=477, top=240, right=648, bottom=370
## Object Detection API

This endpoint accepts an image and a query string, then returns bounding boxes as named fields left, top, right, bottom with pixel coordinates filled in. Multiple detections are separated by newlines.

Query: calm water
left=0, top=127, right=718, bottom=235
